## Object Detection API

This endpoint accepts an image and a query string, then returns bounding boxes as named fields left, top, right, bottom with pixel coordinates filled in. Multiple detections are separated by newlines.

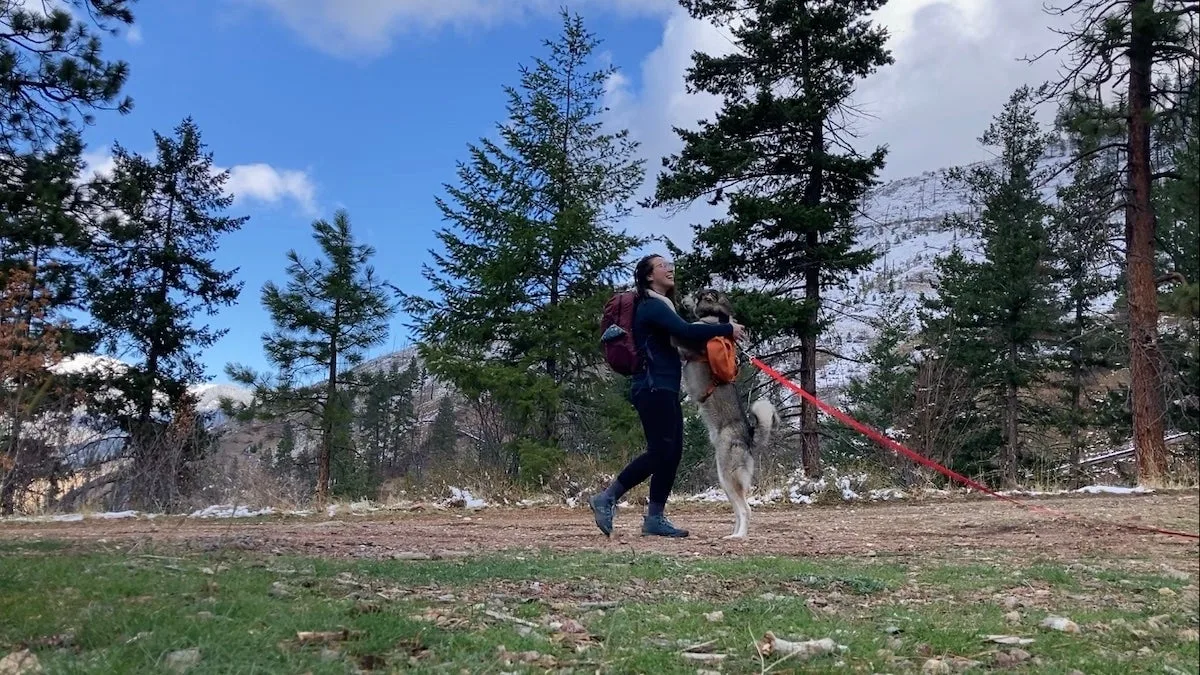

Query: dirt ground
left=2, top=491, right=1198, bottom=567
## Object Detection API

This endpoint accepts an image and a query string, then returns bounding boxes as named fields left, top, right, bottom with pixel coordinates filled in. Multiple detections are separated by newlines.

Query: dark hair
left=634, top=254, right=674, bottom=302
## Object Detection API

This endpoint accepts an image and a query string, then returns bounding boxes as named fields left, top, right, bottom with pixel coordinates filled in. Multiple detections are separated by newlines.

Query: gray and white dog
left=676, top=288, right=779, bottom=539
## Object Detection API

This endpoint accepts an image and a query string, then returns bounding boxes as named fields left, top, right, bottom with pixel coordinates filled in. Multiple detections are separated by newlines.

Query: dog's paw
left=722, top=533, right=748, bottom=541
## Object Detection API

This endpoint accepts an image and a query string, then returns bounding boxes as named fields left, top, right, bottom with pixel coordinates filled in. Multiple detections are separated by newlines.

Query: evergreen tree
left=919, top=87, right=1059, bottom=488
left=228, top=210, right=396, bottom=505
left=274, top=422, right=297, bottom=476
left=86, top=118, right=246, bottom=503
left=403, top=10, right=644, bottom=472
left=646, top=0, right=892, bottom=476
left=420, top=395, right=457, bottom=467
left=1047, top=121, right=1124, bottom=486
left=1153, top=74, right=1199, bottom=439
left=1036, top=0, right=1199, bottom=482
left=839, top=297, right=918, bottom=474
left=0, top=134, right=92, bottom=312
left=0, top=0, right=134, bottom=155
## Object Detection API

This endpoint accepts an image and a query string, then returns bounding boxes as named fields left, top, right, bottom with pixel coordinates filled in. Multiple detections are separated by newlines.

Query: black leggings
left=616, top=389, right=684, bottom=505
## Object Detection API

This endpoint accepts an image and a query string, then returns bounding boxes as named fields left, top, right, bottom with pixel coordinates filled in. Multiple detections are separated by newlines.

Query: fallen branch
left=483, top=609, right=540, bottom=629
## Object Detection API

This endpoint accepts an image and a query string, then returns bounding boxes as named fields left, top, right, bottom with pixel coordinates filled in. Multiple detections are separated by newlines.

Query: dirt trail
left=2, top=491, right=1197, bottom=566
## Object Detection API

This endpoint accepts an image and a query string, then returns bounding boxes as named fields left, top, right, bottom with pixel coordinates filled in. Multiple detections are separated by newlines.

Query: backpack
left=705, top=335, right=738, bottom=384
left=600, top=291, right=640, bottom=375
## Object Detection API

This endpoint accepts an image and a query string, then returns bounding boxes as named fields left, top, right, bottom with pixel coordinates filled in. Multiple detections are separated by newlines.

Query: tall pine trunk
left=1125, top=0, right=1168, bottom=483
left=800, top=259, right=820, bottom=477
left=1068, top=299, right=1086, bottom=488
left=1003, top=342, right=1019, bottom=488
left=317, top=303, right=339, bottom=506
left=798, top=28, right=823, bottom=478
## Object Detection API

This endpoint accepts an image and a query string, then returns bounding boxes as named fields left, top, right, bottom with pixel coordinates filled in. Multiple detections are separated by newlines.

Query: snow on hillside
left=27, top=150, right=1108, bottom=470
left=813, top=146, right=1097, bottom=402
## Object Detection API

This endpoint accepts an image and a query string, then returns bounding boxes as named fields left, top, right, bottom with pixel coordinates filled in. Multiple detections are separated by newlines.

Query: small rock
left=1004, top=610, right=1022, bottom=624
left=994, top=648, right=1032, bottom=667
left=1001, top=595, right=1021, bottom=610
left=1066, top=670, right=1085, bottom=675
left=703, top=610, right=724, bottom=623
left=164, top=648, right=201, bottom=674
left=921, top=658, right=951, bottom=674
left=319, top=648, right=340, bottom=662
left=1157, top=587, right=1177, bottom=597
left=199, top=567, right=215, bottom=576
left=884, top=625, right=902, bottom=634
left=268, top=582, right=290, bottom=598
left=1040, top=615, right=1080, bottom=633
left=886, top=637, right=903, bottom=651
left=391, top=551, right=432, bottom=561
left=0, top=650, right=41, bottom=674
left=1179, top=628, right=1199, bottom=642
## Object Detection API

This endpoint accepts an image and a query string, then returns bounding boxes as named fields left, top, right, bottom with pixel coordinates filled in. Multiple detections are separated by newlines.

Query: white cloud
left=602, top=0, right=1073, bottom=248
left=223, top=163, right=318, bottom=214
left=79, top=152, right=317, bottom=214
left=81, top=150, right=117, bottom=180
left=236, top=0, right=676, bottom=58
left=126, top=25, right=143, bottom=44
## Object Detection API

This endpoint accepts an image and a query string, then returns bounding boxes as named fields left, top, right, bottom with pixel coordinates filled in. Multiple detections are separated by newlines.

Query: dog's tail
left=748, top=398, right=779, bottom=452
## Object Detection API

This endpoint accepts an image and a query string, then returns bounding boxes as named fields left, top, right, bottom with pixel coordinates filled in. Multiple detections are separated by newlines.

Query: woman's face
left=649, top=256, right=675, bottom=293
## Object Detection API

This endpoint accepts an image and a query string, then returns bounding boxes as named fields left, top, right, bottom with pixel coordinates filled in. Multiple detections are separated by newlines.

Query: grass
left=0, top=540, right=1197, bottom=673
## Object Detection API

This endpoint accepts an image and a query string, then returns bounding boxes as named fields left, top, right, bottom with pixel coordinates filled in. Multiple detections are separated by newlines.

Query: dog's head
left=691, top=288, right=734, bottom=323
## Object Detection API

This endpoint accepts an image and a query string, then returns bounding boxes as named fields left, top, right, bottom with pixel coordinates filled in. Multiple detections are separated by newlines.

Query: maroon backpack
left=600, top=291, right=641, bottom=375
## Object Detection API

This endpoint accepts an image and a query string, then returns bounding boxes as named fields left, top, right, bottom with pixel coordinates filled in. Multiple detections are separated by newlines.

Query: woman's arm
left=642, top=300, right=733, bottom=342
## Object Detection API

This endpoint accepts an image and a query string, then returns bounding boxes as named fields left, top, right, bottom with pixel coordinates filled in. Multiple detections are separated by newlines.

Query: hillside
left=46, top=151, right=1092, bottom=463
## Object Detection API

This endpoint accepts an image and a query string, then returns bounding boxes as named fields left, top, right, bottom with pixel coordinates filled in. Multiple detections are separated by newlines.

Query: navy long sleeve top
left=631, top=296, right=734, bottom=395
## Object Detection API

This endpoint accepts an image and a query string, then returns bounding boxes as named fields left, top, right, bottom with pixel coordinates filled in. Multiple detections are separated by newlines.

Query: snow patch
left=92, top=510, right=139, bottom=520
left=189, top=505, right=276, bottom=519
left=442, top=487, right=487, bottom=509
left=1074, top=485, right=1155, bottom=495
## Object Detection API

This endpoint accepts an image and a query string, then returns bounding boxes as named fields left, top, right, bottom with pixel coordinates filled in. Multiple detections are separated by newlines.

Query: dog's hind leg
left=718, top=461, right=753, bottom=540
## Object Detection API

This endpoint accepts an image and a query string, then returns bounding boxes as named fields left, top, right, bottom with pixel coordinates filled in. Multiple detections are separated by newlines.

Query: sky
left=72, top=0, right=1072, bottom=382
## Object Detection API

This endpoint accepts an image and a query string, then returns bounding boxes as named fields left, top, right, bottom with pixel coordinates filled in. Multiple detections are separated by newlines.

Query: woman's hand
left=731, top=322, right=747, bottom=342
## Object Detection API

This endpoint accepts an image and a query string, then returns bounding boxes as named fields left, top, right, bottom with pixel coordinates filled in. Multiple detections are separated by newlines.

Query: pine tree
left=274, top=422, right=297, bottom=476
left=403, top=9, right=644, bottom=471
left=1153, top=74, right=1199, bottom=439
left=1047, top=120, right=1125, bottom=486
left=0, top=0, right=133, bottom=156
left=646, top=0, right=892, bottom=476
left=1035, top=0, right=1199, bottom=483
left=86, top=118, right=247, bottom=503
left=0, top=134, right=92, bottom=311
left=839, top=297, right=918, bottom=474
left=228, top=210, right=396, bottom=505
left=919, top=87, right=1060, bottom=488
left=420, top=395, right=457, bottom=466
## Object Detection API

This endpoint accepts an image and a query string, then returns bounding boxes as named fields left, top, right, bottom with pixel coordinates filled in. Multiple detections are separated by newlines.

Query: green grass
left=0, top=542, right=1196, bottom=673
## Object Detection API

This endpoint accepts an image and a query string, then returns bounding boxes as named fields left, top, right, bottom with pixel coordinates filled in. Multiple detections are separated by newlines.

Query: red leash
left=748, top=355, right=1200, bottom=541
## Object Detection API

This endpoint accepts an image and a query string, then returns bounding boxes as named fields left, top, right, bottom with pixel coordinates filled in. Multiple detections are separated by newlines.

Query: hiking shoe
left=642, top=514, right=689, bottom=538
left=589, top=494, right=615, bottom=537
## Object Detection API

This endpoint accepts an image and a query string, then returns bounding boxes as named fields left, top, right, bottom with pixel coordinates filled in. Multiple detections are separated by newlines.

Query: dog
left=675, top=288, right=779, bottom=539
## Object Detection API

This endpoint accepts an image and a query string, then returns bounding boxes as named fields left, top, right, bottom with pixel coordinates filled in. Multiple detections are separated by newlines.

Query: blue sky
left=75, top=0, right=1069, bottom=383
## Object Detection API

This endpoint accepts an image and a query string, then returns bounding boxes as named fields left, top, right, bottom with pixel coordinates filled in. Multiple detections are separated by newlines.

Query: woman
left=589, top=254, right=745, bottom=537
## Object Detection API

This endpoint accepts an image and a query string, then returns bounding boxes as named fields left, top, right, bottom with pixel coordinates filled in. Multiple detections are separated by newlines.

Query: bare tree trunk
left=1125, top=0, right=1168, bottom=484
left=800, top=291, right=821, bottom=477
left=1069, top=300, right=1086, bottom=489
left=1003, top=373, right=1019, bottom=488
left=317, top=304, right=340, bottom=506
